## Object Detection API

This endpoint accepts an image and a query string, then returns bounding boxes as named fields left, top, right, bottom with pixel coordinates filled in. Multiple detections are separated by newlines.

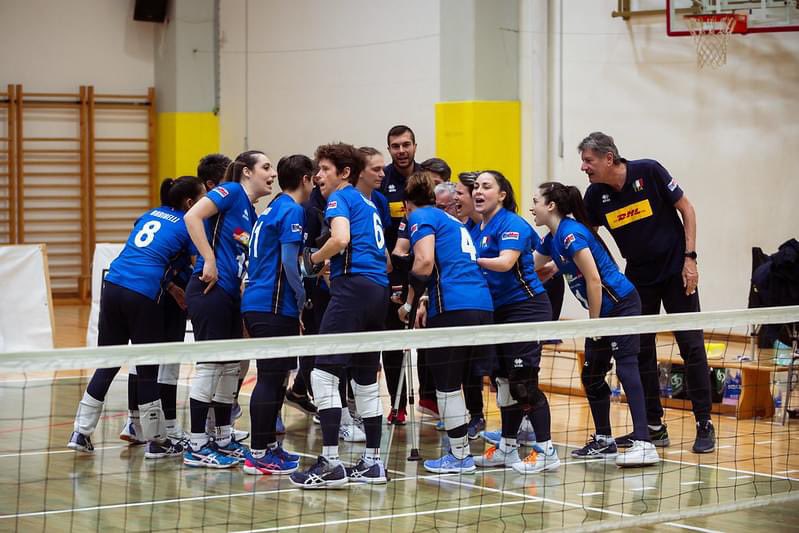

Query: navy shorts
left=426, top=309, right=494, bottom=392
left=315, top=275, right=389, bottom=373
left=98, top=281, right=164, bottom=346
left=492, top=291, right=552, bottom=377
left=584, top=290, right=642, bottom=365
left=185, top=275, right=242, bottom=341
left=243, top=311, right=300, bottom=373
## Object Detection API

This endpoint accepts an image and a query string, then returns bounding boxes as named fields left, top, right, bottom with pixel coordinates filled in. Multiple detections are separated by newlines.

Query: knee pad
left=157, top=363, right=180, bottom=386
left=311, top=369, right=342, bottom=411
left=212, top=362, right=241, bottom=405
left=138, top=399, right=166, bottom=442
left=74, top=391, right=104, bottom=435
left=508, top=366, right=540, bottom=407
left=435, top=389, right=468, bottom=431
left=495, top=377, right=518, bottom=408
left=190, top=363, right=222, bottom=403
left=351, top=379, right=381, bottom=419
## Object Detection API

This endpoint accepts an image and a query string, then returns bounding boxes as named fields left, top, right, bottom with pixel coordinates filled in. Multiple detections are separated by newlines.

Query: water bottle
left=659, top=362, right=672, bottom=398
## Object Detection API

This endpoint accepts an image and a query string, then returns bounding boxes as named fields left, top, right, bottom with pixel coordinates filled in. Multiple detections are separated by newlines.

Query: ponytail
left=540, top=181, right=614, bottom=259
left=159, top=178, right=175, bottom=207
left=223, top=150, right=265, bottom=183
left=161, top=175, right=204, bottom=210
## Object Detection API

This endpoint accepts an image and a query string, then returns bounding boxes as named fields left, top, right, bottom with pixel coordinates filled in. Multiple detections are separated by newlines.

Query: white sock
left=251, top=448, right=266, bottom=459
left=648, top=424, right=662, bottom=431
left=189, top=432, right=208, bottom=451
left=165, top=419, right=178, bottom=435
left=499, top=437, right=518, bottom=454
left=364, top=447, right=380, bottom=465
left=538, top=439, right=555, bottom=455
left=216, top=425, right=232, bottom=447
left=322, top=445, right=341, bottom=465
left=450, top=435, right=470, bottom=460
left=597, top=434, right=615, bottom=445
left=267, top=441, right=279, bottom=451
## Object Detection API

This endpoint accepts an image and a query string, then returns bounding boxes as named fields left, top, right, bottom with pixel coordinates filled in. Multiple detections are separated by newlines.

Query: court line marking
left=0, top=444, right=126, bottom=459
left=577, top=491, right=604, bottom=496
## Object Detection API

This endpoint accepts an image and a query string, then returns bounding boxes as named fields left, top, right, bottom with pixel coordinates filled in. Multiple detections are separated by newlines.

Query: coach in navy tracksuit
left=578, top=132, right=714, bottom=454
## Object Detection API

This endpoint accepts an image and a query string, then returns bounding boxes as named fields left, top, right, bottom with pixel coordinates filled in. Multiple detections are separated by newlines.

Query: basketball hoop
left=685, top=13, right=747, bottom=69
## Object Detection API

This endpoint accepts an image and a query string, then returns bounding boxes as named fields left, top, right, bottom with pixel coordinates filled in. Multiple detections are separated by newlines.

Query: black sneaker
left=467, top=415, right=486, bottom=440
left=571, top=435, right=618, bottom=459
left=289, top=456, right=348, bottom=489
left=616, top=424, right=670, bottom=448
left=345, top=457, right=388, bottom=484
left=692, top=420, right=715, bottom=453
left=285, top=389, right=317, bottom=415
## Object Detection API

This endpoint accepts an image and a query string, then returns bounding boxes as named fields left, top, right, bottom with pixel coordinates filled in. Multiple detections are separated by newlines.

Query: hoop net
left=685, top=14, right=745, bottom=69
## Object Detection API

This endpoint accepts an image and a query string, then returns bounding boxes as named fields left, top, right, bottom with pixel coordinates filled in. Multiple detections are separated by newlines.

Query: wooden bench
left=537, top=336, right=788, bottom=420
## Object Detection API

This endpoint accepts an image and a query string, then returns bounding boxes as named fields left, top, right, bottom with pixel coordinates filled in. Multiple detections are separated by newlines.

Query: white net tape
left=686, top=15, right=739, bottom=69
left=2, top=305, right=797, bottom=372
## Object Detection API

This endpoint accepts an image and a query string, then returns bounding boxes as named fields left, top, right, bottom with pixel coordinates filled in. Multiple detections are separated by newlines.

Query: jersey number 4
left=134, top=221, right=161, bottom=248
left=460, top=227, right=477, bottom=261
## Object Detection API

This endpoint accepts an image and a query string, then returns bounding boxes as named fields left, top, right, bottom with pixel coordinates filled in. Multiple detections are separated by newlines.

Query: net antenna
left=685, top=13, right=747, bottom=68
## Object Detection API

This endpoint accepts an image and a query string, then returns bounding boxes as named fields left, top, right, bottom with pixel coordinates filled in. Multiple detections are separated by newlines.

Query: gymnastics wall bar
left=0, top=85, right=156, bottom=302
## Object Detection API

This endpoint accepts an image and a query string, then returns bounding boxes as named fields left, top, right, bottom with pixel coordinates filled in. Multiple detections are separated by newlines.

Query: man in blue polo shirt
left=579, top=131, right=714, bottom=454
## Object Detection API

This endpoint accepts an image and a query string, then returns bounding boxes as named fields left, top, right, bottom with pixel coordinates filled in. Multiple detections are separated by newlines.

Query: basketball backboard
left=667, top=0, right=799, bottom=36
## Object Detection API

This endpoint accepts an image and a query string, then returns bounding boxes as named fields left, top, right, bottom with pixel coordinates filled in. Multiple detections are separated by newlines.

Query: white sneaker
left=615, top=440, right=660, bottom=467
left=339, top=423, right=366, bottom=442
left=119, top=418, right=146, bottom=445
left=512, top=448, right=561, bottom=474
left=474, top=445, right=521, bottom=467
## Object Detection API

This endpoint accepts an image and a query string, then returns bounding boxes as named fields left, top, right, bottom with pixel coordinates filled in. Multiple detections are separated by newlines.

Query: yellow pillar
left=156, top=112, right=219, bottom=201
left=435, top=101, right=521, bottom=194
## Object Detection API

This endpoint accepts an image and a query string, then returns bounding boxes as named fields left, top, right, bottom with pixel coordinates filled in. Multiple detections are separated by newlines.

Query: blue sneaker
left=290, top=456, right=348, bottom=489
left=345, top=457, right=388, bottom=484
left=243, top=449, right=298, bottom=475
left=183, top=442, right=238, bottom=468
left=276, top=415, right=286, bottom=435
left=273, top=444, right=300, bottom=463
left=119, top=418, right=146, bottom=445
left=67, top=431, right=94, bottom=453
left=467, top=416, right=486, bottom=440
left=423, top=453, right=476, bottom=474
left=145, top=439, right=185, bottom=459
left=481, top=430, right=502, bottom=446
left=216, top=439, right=249, bottom=464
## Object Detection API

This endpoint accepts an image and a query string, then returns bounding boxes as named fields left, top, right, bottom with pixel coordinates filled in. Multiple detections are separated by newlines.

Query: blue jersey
left=536, top=217, right=634, bottom=316
left=193, top=182, right=257, bottom=297
left=476, top=208, right=545, bottom=308
left=325, top=185, right=388, bottom=286
left=106, top=206, right=192, bottom=301
left=408, top=207, right=493, bottom=317
left=465, top=218, right=481, bottom=244
left=242, top=194, right=305, bottom=318
left=371, top=190, right=392, bottom=235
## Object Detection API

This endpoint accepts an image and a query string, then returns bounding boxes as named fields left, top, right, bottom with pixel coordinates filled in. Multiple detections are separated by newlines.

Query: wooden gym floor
left=0, top=304, right=797, bottom=532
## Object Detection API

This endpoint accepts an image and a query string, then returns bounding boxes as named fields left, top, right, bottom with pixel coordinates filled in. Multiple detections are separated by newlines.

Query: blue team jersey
left=193, top=182, right=257, bottom=297
left=536, top=217, right=634, bottom=316
left=325, top=185, right=388, bottom=286
left=241, top=194, right=304, bottom=317
left=408, top=207, right=493, bottom=317
left=106, top=206, right=192, bottom=301
left=476, top=208, right=545, bottom=308
left=465, top=218, right=481, bottom=243
left=371, top=190, right=392, bottom=235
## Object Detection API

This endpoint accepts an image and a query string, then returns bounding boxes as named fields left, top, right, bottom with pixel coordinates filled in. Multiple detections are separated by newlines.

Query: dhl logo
left=605, top=199, right=653, bottom=229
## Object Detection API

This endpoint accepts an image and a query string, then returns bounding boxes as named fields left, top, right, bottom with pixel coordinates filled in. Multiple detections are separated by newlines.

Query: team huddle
left=67, top=127, right=717, bottom=489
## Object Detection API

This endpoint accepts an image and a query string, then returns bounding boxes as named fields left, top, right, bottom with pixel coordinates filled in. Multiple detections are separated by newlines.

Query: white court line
left=776, top=469, right=799, bottom=475
left=665, top=524, right=724, bottom=533
left=578, top=491, right=604, bottom=496
left=755, top=440, right=773, bottom=445
left=680, top=481, right=705, bottom=486
left=629, top=487, right=657, bottom=492
left=0, top=444, right=125, bottom=459
left=728, top=475, right=752, bottom=480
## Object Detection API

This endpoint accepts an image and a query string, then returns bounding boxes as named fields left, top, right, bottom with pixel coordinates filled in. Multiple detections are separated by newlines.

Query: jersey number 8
left=134, top=221, right=162, bottom=248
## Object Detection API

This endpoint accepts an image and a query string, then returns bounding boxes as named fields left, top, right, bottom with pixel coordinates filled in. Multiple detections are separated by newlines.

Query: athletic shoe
left=183, top=442, right=239, bottom=468
left=345, top=457, right=388, bottom=484
left=273, top=444, right=300, bottom=463
left=616, top=424, right=670, bottom=448
left=231, top=401, right=243, bottom=422
left=145, top=439, right=185, bottom=459
left=119, top=419, right=146, bottom=445
left=216, top=439, right=249, bottom=463
left=571, top=435, right=618, bottom=459
left=387, top=408, right=407, bottom=426
left=482, top=430, right=542, bottom=450
left=474, top=445, right=521, bottom=467
left=232, top=428, right=250, bottom=442
left=67, top=431, right=94, bottom=453
left=467, top=415, right=486, bottom=440
left=285, top=389, right=317, bottom=415
left=424, top=453, right=476, bottom=474
left=418, top=398, right=440, bottom=418
left=615, top=440, right=660, bottom=467
left=512, top=447, right=561, bottom=474
left=276, top=415, right=286, bottom=435
left=339, top=423, right=366, bottom=442
left=692, top=420, right=716, bottom=454
left=289, top=456, right=348, bottom=489
left=243, top=449, right=298, bottom=475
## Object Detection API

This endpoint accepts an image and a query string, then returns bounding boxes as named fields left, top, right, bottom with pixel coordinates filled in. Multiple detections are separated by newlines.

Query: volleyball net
left=1, top=306, right=799, bottom=531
